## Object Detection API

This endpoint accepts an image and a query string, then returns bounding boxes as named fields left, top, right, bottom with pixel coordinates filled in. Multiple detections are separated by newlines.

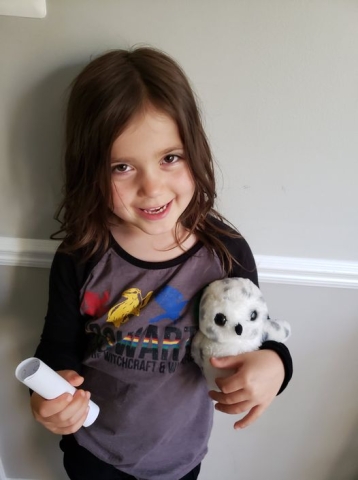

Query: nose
left=235, top=324, right=243, bottom=336
left=138, top=169, right=163, bottom=198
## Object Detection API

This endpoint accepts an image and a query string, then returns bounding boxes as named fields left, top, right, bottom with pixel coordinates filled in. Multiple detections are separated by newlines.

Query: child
left=31, top=47, right=292, bottom=480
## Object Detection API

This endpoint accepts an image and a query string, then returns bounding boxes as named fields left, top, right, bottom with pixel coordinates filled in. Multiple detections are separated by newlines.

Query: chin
left=138, top=223, right=176, bottom=237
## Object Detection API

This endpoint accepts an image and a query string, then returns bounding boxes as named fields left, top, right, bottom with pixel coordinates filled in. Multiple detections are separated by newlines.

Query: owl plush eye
left=250, top=310, right=258, bottom=321
left=214, top=313, right=227, bottom=326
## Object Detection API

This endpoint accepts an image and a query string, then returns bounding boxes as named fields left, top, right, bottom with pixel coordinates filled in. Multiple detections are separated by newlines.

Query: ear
left=262, top=318, right=291, bottom=343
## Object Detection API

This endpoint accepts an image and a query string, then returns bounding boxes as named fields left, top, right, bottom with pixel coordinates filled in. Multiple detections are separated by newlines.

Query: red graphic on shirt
left=81, top=291, right=110, bottom=318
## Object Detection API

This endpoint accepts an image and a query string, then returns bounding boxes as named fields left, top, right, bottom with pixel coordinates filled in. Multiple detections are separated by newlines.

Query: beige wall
left=1, top=1, right=358, bottom=479
left=0, top=0, right=357, bottom=259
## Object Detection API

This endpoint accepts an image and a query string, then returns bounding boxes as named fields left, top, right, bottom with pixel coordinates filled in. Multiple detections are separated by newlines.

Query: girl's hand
left=30, top=370, right=91, bottom=435
left=209, top=350, right=285, bottom=429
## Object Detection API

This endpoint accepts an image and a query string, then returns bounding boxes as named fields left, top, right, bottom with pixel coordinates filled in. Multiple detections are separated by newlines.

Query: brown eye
left=250, top=310, right=258, bottom=321
left=163, top=154, right=179, bottom=164
left=214, top=313, right=227, bottom=326
left=111, top=163, right=131, bottom=173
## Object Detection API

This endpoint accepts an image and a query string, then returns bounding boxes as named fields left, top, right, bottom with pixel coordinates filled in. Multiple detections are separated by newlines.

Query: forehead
left=111, top=106, right=182, bottom=159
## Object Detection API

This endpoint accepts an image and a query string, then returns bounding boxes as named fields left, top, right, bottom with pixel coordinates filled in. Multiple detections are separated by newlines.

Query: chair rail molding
left=0, top=236, right=358, bottom=289
left=0, top=237, right=60, bottom=269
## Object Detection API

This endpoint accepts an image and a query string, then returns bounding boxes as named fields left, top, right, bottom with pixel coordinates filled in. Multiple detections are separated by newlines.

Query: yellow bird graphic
left=107, top=288, right=153, bottom=327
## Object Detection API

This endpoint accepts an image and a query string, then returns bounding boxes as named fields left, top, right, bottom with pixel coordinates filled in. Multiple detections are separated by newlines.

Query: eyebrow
left=111, top=145, right=185, bottom=164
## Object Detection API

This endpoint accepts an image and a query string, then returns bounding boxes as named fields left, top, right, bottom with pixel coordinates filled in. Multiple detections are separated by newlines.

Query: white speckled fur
left=191, top=278, right=291, bottom=390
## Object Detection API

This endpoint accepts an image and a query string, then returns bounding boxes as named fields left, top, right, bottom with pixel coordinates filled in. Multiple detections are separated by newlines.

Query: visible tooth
left=144, top=204, right=167, bottom=214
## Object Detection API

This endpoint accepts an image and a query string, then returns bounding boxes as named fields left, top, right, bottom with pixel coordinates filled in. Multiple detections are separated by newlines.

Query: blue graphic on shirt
left=150, top=285, right=188, bottom=324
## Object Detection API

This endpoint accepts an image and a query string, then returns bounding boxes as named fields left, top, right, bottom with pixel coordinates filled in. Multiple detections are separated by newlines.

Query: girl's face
left=110, top=106, right=195, bottom=245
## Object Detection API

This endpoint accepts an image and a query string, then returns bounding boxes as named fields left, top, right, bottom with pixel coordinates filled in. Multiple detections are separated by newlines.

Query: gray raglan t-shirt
left=35, top=229, right=274, bottom=480
left=75, top=242, right=224, bottom=480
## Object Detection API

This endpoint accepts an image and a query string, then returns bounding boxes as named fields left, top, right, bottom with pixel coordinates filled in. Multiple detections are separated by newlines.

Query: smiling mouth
left=141, top=202, right=170, bottom=215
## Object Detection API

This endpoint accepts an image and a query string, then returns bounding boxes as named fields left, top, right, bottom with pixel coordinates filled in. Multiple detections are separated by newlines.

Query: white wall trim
left=0, top=237, right=358, bottom=289
left=255, top=255, right=358, bottom=289
left=0, top=237, right=60, bottom=269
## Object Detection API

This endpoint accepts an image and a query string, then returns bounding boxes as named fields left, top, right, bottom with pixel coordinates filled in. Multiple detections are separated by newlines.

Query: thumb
left=210, top=355, right=242, bottom=369
left=57, top=369, right=84, bottom=387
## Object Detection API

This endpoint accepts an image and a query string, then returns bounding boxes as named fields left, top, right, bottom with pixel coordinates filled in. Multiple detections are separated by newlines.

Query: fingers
left=58, top=370, right=85, bottom=388
left=210, top=388, right=254, bottom=416
left=210, top=355, right=238, bottom=367
left=211, top=391, right=267, bottom=430
left=208, top=357, right=267, bottom=430
left=233, top=405, right=264, bottom=430
left=31, top=389, right=91, bottom=435
left=215, top=400, right=252, bottom=415
left=210, top=356, right=245, bottom=393
left=215, top=374, right=243, bottom=394
left=31, top=391, right=73, bottom=418
left=47, top=390, right=91, bottom=434
left=52, top=407, right=90, bottom=435
left=209, top=388, right=247, bottom=405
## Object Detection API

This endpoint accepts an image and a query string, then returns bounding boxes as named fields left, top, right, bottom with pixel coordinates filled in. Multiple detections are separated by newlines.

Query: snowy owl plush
left=191, top=277, right=291, bottom=390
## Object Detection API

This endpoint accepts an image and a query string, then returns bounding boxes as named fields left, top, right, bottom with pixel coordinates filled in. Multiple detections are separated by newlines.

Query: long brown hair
left=53, top=47, right=239, bottom=271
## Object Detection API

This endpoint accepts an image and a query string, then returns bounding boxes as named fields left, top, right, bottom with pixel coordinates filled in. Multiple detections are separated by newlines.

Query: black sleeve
left=224, top=234, right=259, bottom=286
left=221, top=227, right=293, bottom=394
left=34, top=249, right=87, bottom=374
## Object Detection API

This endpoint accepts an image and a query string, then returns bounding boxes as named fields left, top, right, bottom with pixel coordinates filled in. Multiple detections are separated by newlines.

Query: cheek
left=175, top=167, right=195, bottom=195
left=111, top=183, right=129, bottom=213
left=111, top=181, right=131, bottom=202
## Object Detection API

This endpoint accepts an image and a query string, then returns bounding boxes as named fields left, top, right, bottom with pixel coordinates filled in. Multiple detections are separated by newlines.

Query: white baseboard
left=0, top=236, right=358, bottom=289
